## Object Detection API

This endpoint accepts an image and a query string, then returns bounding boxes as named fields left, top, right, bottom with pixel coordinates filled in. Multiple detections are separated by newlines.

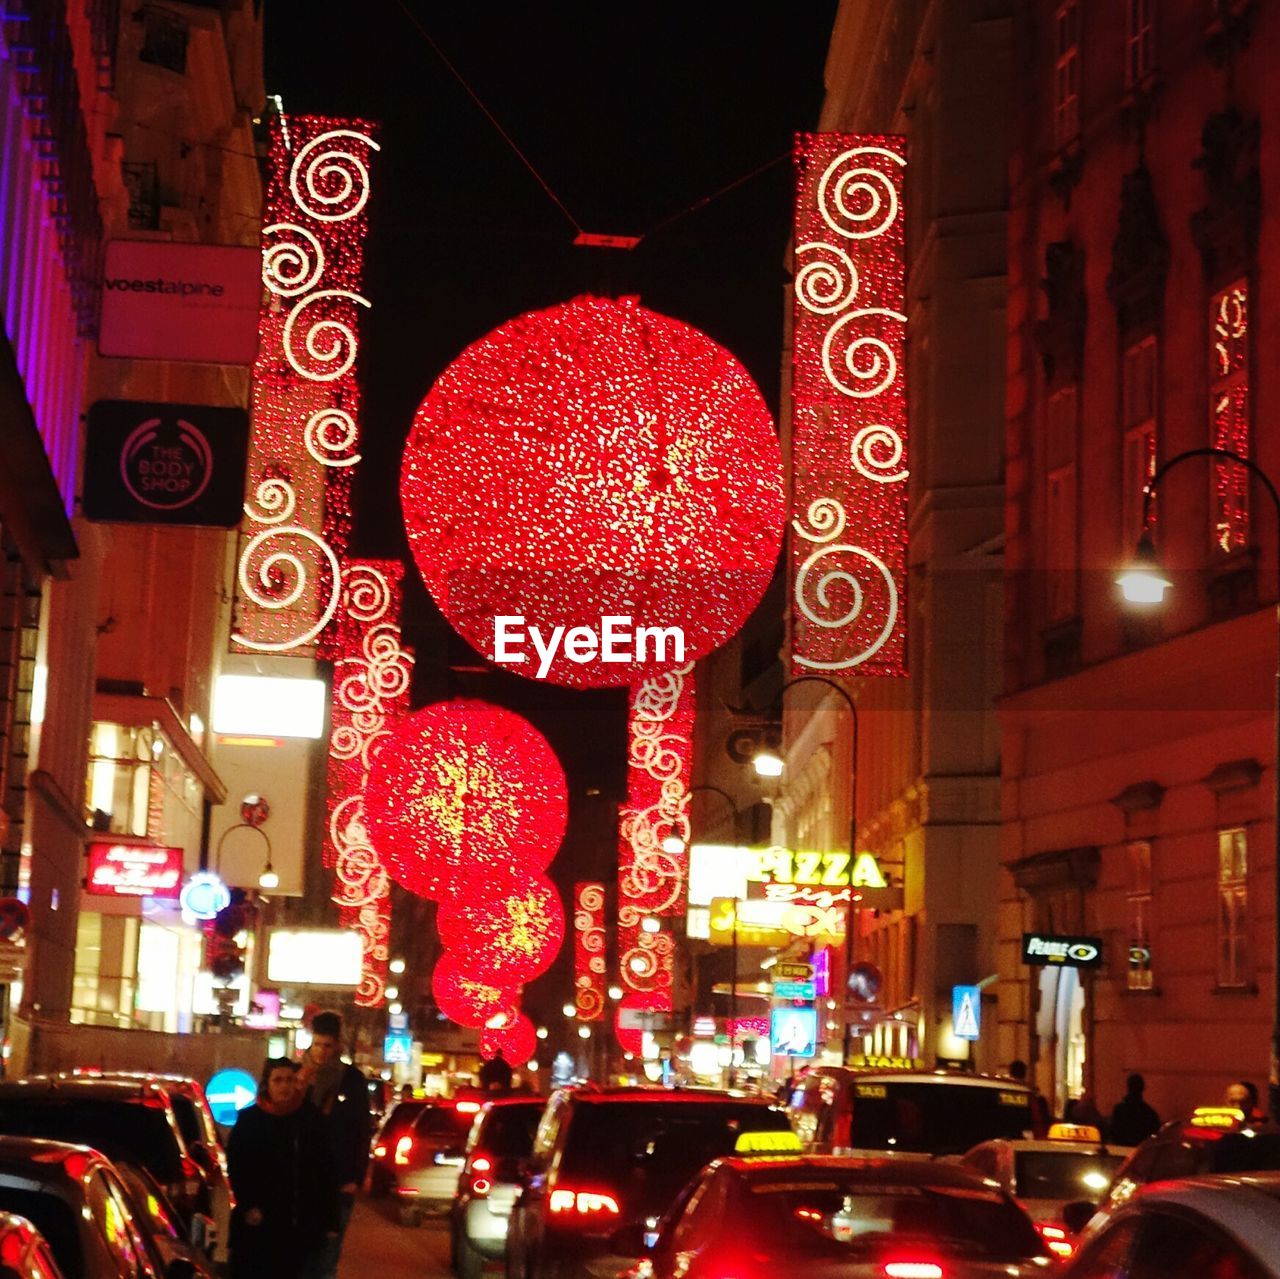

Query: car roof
left=567, top=1088, right=781, bottom=1106
left=801, top=1068, right=1031, bottom=1090
left=0, top=1135, right=103, bottom=1178
left=1115, top=1175, right=1280, bottom=1257
left=974, top=1138, right=1133, bottom=1156
left=722, top=1155, right=1004, bottom=1187
left=0, top=1078, right=166, bottom=1101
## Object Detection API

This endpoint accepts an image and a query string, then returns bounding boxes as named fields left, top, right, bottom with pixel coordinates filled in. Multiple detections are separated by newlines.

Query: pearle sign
left=86, top=843, right=183, bottom=899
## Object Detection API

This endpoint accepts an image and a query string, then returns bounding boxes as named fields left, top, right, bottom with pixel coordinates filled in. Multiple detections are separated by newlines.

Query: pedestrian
left=399, top=1082, right=415, bottom=1102
left=1109, top=1072, right=1161, bottom=1145
left=1064, top=1090, right=1106, bottom=1134
left=1008, top=1059, right=1052, bottom=1136
left=297, top=1010, right=372, bottom=1279
left=226, top=1058, right=339, bottom=1279
left=1224, top=1080, right=1266, bottom=1122
left=479, top=1049, right=514, bottom=1093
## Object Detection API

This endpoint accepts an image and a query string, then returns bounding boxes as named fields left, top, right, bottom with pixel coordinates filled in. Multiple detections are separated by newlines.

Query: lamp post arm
left=1142, top=446, right=1280, bottom=530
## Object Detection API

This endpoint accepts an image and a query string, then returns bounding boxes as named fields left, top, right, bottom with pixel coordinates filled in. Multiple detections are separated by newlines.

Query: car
left=1063, top=1173, right=1280, bottom=1279
left=369, top=1100, right=429, bottom=1197
left=452, top=1098, right=545, bottom=1279
left=624, top=1152, right=1055, bottom=1279
left=113, top=1162, right=216, bottom=1279
left=505, top=1087, right=795, bottom=1279
left=393, top=1100, right=485, bottom=1224
left=788, top=1066, right=1041, bottom=1157
left=960, top=1122, right=1132, bottom=1255
left=0, top=1211, right=63, bottom=1279
left=0, top=1135, right=177, bottom=1279
left=0, top=1079, right=215, bottom=1253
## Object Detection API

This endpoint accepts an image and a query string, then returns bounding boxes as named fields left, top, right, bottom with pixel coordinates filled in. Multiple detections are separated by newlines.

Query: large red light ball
left=431, top=950, right=518, bottom=1028
left=363, top=699, right=567, bottom=899
left=614, top=989, right=671, bottom=1058
left=401, top=295, right=785, bottom=687
left=437, top=873, right=565, bottom=985
left=479, top=1012, right=536, bottom=1064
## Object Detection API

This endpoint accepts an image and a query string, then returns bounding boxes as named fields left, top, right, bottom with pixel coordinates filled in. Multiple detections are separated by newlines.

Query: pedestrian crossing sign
left=952, top=985, right=981, bottom=1041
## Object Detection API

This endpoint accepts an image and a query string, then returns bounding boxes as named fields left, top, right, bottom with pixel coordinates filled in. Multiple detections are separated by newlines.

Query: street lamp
left=1117, top=445, right=1280, bottom=1121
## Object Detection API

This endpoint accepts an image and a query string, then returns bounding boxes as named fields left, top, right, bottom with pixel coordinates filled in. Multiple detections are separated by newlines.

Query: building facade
left=999, top=0, right=1276, bottom=1117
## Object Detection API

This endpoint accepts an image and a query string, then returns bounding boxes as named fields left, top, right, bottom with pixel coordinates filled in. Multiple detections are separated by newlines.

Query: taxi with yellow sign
left=959, top=1122, right=1132, bottom=1259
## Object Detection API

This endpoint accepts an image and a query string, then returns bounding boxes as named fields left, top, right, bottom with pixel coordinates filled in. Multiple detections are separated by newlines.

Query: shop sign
left=708, top=896, right=842, bottom=945
left=1021, top=933, right=1103, bottom=968
left=773, top=979, right=816, bottom=1000
left=180, top=871, right=231, bottom=923
left=745, top=847, right=888, bottom=889
left=773, top=961, right=814, bottom=982
left=266, top=929, right=362, bottom=987
left=86, top=843, right=183, bottom=899
left=83, top=400, right=250, bottom=528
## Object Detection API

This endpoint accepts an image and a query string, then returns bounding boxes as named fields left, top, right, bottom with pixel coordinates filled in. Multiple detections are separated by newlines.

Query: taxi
left=960, top=1123, right=1132, bottom=1258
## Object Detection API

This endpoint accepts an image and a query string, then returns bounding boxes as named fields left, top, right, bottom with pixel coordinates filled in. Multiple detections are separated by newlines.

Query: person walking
left=297, top=1010, right=372, bottom=1279
left=1109, top=1072, right=1161, bottom=1145
left=226, top=1058, right=339, bottom=1279
left=479, top=1049, right=514, bottom=1094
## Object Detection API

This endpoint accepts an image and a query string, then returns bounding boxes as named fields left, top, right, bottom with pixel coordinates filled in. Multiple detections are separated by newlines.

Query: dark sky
left=263, top=1, right=835, bottom=922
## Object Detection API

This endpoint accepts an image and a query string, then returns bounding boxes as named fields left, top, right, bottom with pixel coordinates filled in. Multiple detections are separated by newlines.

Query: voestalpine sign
left=83, top=400, right=250, bottom=528
left=1021, top=933, right=1103, bottom=968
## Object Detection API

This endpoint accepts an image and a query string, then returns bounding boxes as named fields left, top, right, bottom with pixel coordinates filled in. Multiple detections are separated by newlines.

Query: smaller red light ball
left=431, top=949, right=520, bottom=1029
left=437, top=873, right=564, bottom=985
left=479, top=1012, right=536, bottom=1064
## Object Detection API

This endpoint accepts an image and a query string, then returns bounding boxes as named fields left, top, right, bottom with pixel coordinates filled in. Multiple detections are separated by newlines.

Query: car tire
left=457, top=1233, right=485, bottom=1279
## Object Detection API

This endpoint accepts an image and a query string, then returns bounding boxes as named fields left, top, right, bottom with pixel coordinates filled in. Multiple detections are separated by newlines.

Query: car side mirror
left=1062, top=1200, right=1097, bottom=1236
left=610, top=1224, right=648, bottom=1256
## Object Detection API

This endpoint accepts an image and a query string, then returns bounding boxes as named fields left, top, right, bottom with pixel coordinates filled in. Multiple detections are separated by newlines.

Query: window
left=1126, top=840, right=1154, bottom=991
left=1122, top=338, right=1158, bottom=550
left=1217, top=826, right=1250, bottom=988
left=1209, top=282, right=1249, bottom=554
left=1053, top=1, right=1081, bottom=149
left=1125, top=0, right=1156, bottom=87
left=1047, top=465, right=1078, bottom=621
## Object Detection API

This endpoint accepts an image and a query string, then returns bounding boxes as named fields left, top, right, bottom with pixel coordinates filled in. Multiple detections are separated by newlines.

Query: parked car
left=0, top=1079, right=214, bottom=1254
left=0, top=1211, right=63, bottom=1279
left=393, top=1100, right=484, bottom=1225
left=0, top=1135, right=178, bottom=1279
left=1063, top=1173, right=1280, bottom=1279
left=451, top=1099, right=544, bottom=1279
left=505, top=1087, right=793, bottom=1279
left=369, top=1100, right=428, bottom=1197
left=625, top=1153, right=1054, bottom=1279
left=113, top=1163, right=215, bottom=1279
left=787, top=1066, right=1039, bottom=1157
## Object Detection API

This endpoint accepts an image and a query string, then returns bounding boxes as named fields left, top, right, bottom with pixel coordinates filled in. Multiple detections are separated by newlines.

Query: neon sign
left=86, top=844, right=183, bottom=899
left=180, top=871, right=230, bottom=923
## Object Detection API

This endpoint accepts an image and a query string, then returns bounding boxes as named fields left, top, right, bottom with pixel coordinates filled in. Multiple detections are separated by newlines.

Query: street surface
left=340, top=1199, right=451, bottom=1279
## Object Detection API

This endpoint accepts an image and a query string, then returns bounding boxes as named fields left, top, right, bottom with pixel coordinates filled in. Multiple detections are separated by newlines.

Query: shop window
left=1209, top=282, right=1249, bottom=554
left=1053, top=1, right=1081, bottom=150
left=1217, top=826, right=1250, bottom=988
left=1126, top=840, right=1154, bottom=991
left=1125, top=0, right=1156, bottom=87
left=1121, top=338, right=1158, bottom=549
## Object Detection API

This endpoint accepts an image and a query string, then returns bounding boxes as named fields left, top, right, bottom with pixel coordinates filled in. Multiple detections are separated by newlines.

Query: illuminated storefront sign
left=1021, top=933, right=1103, bottom=968
left=86, top=843, right=183, bottom=899
left=708, top=896, right=843, bottom=945
left=266, top=928, right=363, bottom=986
left=180, top=871, right=230, bottom=922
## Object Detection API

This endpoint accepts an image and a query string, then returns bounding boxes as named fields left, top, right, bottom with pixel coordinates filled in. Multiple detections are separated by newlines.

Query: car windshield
left=169, top=1095, right=203, bottom=1150
left=1206, top=1132, right=1280, bottom=1173
left=849, top=1083, right=1032, bottom=1155
left=1015, top=1150, right=1124, bottom=1200
left=0, top=1188, right=83, bottom=1279
left=0, top=1100, right=182, bottom=1183
left=414, top=1107, right=476, bottom=1140
left=378, top=1102, right=426, bottom=1140
left=561, top=1102, right=791, bottom=1214
left=479, top=1105, right=541, bottom=1157
left=748, top=1177, right=1049, bottom=1263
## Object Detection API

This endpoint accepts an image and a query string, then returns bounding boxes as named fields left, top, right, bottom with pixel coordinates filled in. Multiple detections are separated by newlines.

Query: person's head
left=1126, top=1072, right=1145, bottom=1097
left=493, top=1050, right=506, bottom=1063
left=400, top=1083, right=414, bottom=1099
left=1008, top=1059, right=1028, bottom=1081
left=308, top=1010, right=343, bottom=1064
left=1226, top=1080, right=1258, bottom=1111
left=260, top=1056, right=299, bottom=1107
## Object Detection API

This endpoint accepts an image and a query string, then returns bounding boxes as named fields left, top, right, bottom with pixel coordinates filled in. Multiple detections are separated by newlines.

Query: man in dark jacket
left=298, top=1010, right=371, bottom=1279
left=1109, top=1071, right=1161, bottom=1145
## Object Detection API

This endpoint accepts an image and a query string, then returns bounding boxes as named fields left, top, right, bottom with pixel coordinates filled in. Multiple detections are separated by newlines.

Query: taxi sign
left=1189, top=1106, right=1245, bottom=1129
left=1048, top=1122, right=1102, bottom=1143
left=734, top=1130, right=802, bottom=1155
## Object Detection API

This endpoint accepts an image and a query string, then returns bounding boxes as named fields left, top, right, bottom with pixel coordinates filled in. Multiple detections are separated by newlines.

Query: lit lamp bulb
left=661, top=833, right=685, bottom=855
left=562, top=1003, right=577, bottom=1019
left=258, top=864, right=279, bottom=890
left=608, top=985, right=624, bottom=1001
left=1116, top=531, right=1171, bottom=606
left=641, top=916, right=661, bottom=935
left=536, top=1026, right=549, bottom=1040
left=578, top=1026, right=591, bottom=1040
left=752, top=749, right=784, bottom=778
left=389, top=958, right=406, bottom=975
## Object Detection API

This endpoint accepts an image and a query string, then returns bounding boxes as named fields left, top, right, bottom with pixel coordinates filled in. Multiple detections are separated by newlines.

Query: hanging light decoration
left=614, top=988, right=669, bottom=1058
left=430, top=950, right=519, bottom=1028
left=400, top=295, right=785, bottom=687
left=479, top=1012, right=537, bottom=1064
left=437, top=872, right=564, bottom=985
left=362, top=699, right=568, bottom=898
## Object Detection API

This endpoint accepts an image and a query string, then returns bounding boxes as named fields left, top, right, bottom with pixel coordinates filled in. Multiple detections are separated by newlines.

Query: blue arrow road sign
left=206, top=1068, right=258, bottom=1126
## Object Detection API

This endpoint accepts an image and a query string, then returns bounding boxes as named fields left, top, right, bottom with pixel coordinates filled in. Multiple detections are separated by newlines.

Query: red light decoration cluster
left=790, top=134, right=907, bottom=677
left=363, top=700, right=567, bottom=1052
left=615, top=665, right=695, bottom=1050
left=479, top=1013, right=537, bottom=1066
left=320, top=561, right=414, bottom=1007
left=235, top=114, right=379, bottom=655
left=400, top=295, right=785, bottom=687
left=573, top=882, right=607, bottom=1021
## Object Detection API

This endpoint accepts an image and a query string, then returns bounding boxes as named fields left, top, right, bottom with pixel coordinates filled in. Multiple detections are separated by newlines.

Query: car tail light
left=883, top=1263, right=944, bottom=1279
left=471, top=1155, right=492, bottom=1173
left=395, top=1136, right=414, bottom=1166
left=549, top=1188, right=621, bottom=1216
left=373, top=1144, right=388, bottom=1159
left=471, top=1177, right=493, bottom=1197
left=1036, top=1222, right=1075, bottom=1260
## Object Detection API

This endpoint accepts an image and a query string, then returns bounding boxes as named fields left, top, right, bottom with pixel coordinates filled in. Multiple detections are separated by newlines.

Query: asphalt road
left=339, top=1197, right=454, bottom=1278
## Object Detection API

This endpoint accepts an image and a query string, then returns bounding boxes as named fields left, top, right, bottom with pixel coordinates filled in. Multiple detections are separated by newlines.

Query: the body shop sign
left=86, top=843, right=184, bottom=899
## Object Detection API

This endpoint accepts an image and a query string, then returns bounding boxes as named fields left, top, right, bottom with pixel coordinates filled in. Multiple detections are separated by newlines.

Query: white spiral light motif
left=821, top=307, right=907, bottom=399
left=304, top=408, right=361, bottom=468
left=344, top=564, right=392, bottom=623
left=793, top=542, right=899, bottom=671
left=262, top=223, right=325, bottom=296
left=244, top=476, right=296, bottom=526
left=817, top=146, right=905, bottom=240
left=289, top=128, right=380, bottom=222
left=283, top=289, right=370, bottom=383
left=795, top=241, right=860, bottom=314
left=791, top=497, right=847, bottom=545
left=231, top=525, right=342, bottom=653
left=850, top=425, right=908, bottom=483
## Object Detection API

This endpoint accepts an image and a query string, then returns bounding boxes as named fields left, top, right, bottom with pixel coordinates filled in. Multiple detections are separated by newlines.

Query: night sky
left=263, top=1, right=836, bottom=942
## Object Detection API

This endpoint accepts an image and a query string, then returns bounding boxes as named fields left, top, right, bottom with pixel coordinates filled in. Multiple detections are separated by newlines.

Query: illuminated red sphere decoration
left=431, top=951, right=518, bottom=1028
left=362, top=699, right=568, bottom=898
left=614, top=989, right=670, bottom=1058
left=400, top=295, right=785, bottom=687
left=437, top=873, right=565, bottom=985
left=479, top=1012, right=537, bottom=1064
